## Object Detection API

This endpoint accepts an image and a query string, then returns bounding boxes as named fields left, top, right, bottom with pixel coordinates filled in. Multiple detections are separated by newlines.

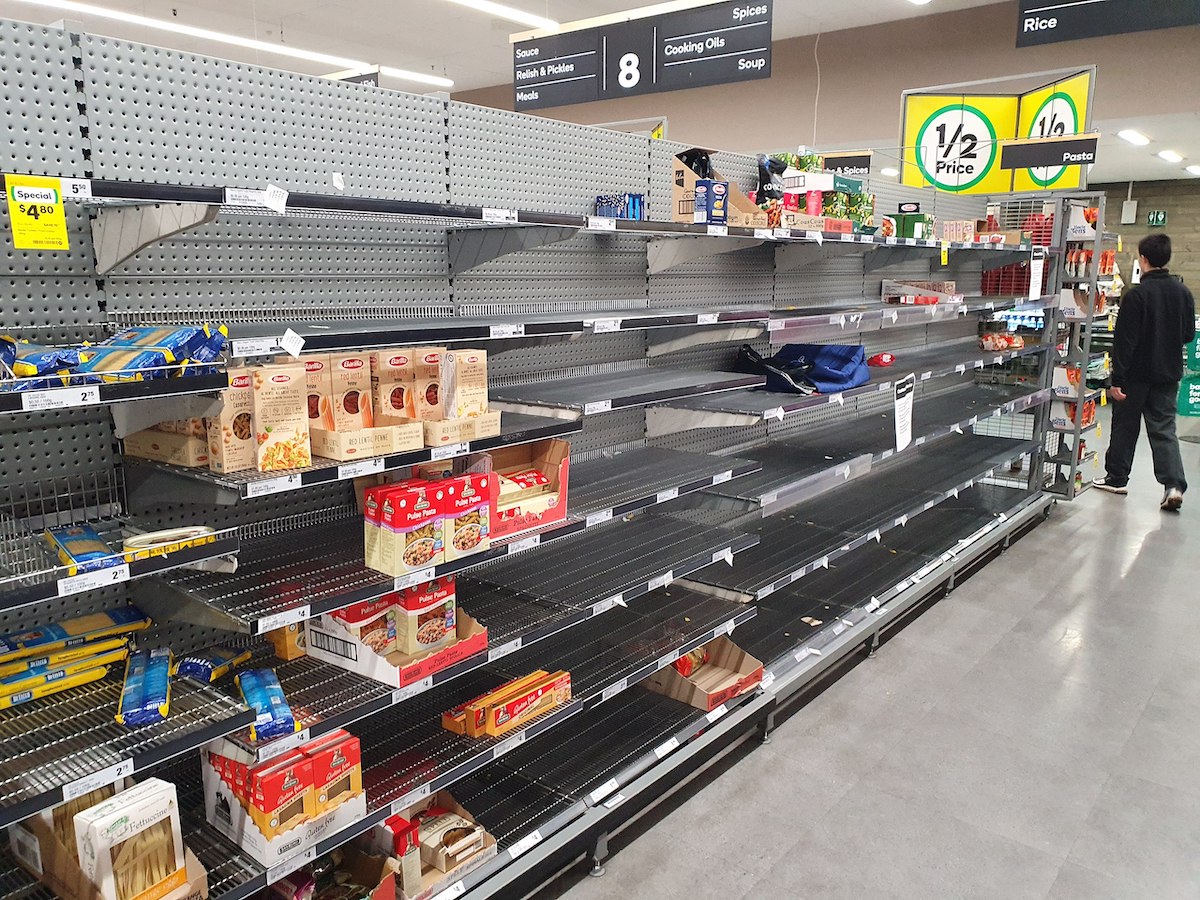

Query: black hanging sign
left=821, top=151, right=873, bottom=178
left=1016, top=0, right=1200, bottom=47
left=999, top=134, right=1099, bottom=169
left=514, top=1, right=772, bottom=111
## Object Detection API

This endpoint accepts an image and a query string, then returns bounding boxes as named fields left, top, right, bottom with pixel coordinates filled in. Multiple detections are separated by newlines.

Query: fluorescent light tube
left=1157, top=150, right=1184, bottom=163
left=1186, top=165, right=1200, bottom=176
left=13, top=0, right=453, bottom=87
left=1117, top=129, right=1150, bottom=146
left=441, top=0, right=558, bottom=30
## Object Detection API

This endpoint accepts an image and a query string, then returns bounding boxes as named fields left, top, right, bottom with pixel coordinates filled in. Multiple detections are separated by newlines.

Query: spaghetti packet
left=116, top=648, right=173, bottom=727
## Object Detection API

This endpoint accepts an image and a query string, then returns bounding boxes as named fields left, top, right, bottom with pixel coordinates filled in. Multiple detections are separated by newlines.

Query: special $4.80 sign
left=5, top=174, right=70, bottom=251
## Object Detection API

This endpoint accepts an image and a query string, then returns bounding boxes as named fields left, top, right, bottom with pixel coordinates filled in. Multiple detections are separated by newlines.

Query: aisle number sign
left=5, top=174, right=69, bottom=250
left=901, top=68, right=1093, bottom=194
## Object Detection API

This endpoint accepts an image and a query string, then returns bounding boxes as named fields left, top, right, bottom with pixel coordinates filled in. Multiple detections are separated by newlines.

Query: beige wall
left=1094, top=180, right=1200, bottom=289
left=455, top=1, right=1200, bottom=155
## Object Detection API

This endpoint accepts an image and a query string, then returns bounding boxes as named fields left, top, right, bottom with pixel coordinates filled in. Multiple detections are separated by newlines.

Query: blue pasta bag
left=237, top=668, right=300, bottom=741
left=116, top=647, right=172, bottom=727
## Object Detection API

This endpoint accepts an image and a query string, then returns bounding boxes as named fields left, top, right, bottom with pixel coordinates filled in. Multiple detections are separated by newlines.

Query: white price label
left=832, top=622, right=846, bottom=636
left=256, top=605, right=310, bottom=634
left=331, top=172, right=345, bottom=191
left=279, top=328, right=305, bottom=358
left=767, top=319, right=784, bottom=332
left=63, top=759, right=133, bottom=801
left=974, top=359, right=985, bottom=369
left=587, top=216, right=617, bottom=232
left=706, top=224, right=728, bottom=236
left=895, top=514, right=908, bottom=527
left=706, top=704, right=729, bottom=723
left=647, top=571, right=673, bottom=592
left=431, top=442, right=469, bottom=461
left=754, top=228, right=773, bottom=240
left=583, top=399, right=612, bottom=415
left=761, top=490, right=778, bottom=506
left=760, top=670, right=776, bottom=691
left=601, top=678, right=628, bottom=702
left=443, top=883, right=467, bottom=899
left=765, top=407, right=785, bottom=422
left=869, top=530, right=882, bottom=543
left=62, top=178, right=92, bottom=199
left=263, top=184, right=289, bottom=214
left=712, top=548, right=734, bottom=566
left=817, top=556, right=830, bottom=570
left=509, top=830, right=543, bottom=860
left=713, top=469, right=733, bottom=485
left=865, top=598, right=880, bottom=612
left=921, top=371, right=932, bottom=381
left=482, top=207, right=518, bottom=224
left=886, top=236, right=898, bottom=245
left=794, top=647, right=809, bottom=662
left=230, top=337, right=279, bottom=357
left=590, top=778, right=620, bottom=804
left=267, top=846, right=315, bottom=885
left=840, top=232, right=854, bottom=242
left=697, top=313, right=719, bottom=326
left=603, top=793, right=626, bottom=809
left=654, top=737, right=680, bottom=759
left=904, top=237, right=917, bottom=246
left=509, top=534, right=541, bottom=554
left=829, top=393, right=845, bottom=406
left=223, top=188, right=267, bottom=207
left=58, top=563, right=130, bottom=597
left=490, top=323, right=526, bottom=339
left=592, top=318, right=622, bottom=334
left=656, top=487, right=679, bottom=504
left=22, top=386, right=101, bottom=411
left=494, top=731, right=527, bottom=757
left=256, top=728, right=311, bottom=762
left=392, top=782, right=432, bottom=815
left=773, top=227, right=791, bottom=239
left=714, top=620, right=734, bottom=637
left=487, top=639, right=522, bottom=662
left=586, top=509, right=614, bottom=528
left=592, top=595, right=621, bottom=616
left=394, top=567, right=436, bottom=591
left=245, top=474, right=301, bottom=497
left=955, top=364, right=967, bottom=375
left=338, top=457, right=384, bottom=480
left=806, top=230, right=823, bottom=243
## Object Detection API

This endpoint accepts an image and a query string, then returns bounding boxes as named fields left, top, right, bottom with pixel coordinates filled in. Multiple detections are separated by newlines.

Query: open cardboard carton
left=310, top=423, right=424, bottom=460
left=392, top=790, right=498, bottom=900
left=307, top=608, right=488, bottom=689
left=645, top=636, right=763, bottom=712
left=337, top=845, right=401, bottom=900
left=201, top=752, right=366, bottom=868
left=671, top=148, right=767, bottom=228
left=422, top=410, right=501, bottom=447
left=480, top=438, right=570, bottom=539
left=8, top=812, right=208, bottom=900
left=1052, top=364, right=1086, bottom=398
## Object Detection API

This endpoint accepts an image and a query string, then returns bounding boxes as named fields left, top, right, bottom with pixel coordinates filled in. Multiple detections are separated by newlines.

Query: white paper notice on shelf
left=706, top=224, right=728, bottom=237
left=331, top=172, right=345, bottom=191
left=654, top=737, right=680, bottom=759
left=58, top=563, right=130, bottom=597
left=263, top=184, right=289, bottom=214
left=590, top=779, right=620, bottom=805
left=894, top=373, right=915, bottom=453
left=279, top=328, right=305, bottom=358
left=482, top=207, right=518, bottom=224
left=22, top=386, right=101, bottom=412
left=431, top=442, right=469, bottom=461
left=587, top=216, right=617, bottom=232
left=592, top=318, right=622, bottom=334
left=583, top=400, right=612, bottom=415
left=586, top=509, right=614, bottom=528
left=697, top=313, right=719, bottom=326
left=267, top=847, right=315, bottom=886
left=1029, top=248, right=1046, bottom=303
left=712, top=547, right=734, bottom=566
left=63, top=758, right=133, bottom=801
left=338, top=457, right=384, bottom=480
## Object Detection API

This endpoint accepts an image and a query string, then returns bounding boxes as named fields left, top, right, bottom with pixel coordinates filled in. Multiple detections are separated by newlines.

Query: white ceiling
left=0, top=0, right=1006, bottom=92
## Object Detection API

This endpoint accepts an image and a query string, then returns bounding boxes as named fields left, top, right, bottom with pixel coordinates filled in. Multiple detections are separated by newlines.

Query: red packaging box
left=302, top=729, right=362, bottom=815
left=442, top=474, right=491, bottom=561
left=375, top=480, right=447, bottom=577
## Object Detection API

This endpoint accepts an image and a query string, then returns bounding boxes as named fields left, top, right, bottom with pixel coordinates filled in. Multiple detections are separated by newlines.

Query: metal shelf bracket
left=447, top=225, right=579, bottom=276
left=775, top=240, right=863, bottom=272
left=91, top=202, right=219, bottom=274
left=646, top=235, right=764, bottom=275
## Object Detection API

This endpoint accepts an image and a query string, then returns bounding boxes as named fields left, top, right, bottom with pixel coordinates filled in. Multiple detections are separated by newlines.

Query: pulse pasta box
left=442, top=474, right=490, bottom=561
left=377, top=481, right=447, bottom=577
left=74, top=778, right=187, bottom=900
left=207, top=367, right=255, bottom=474
left=251, top=364, right=312, bottom=472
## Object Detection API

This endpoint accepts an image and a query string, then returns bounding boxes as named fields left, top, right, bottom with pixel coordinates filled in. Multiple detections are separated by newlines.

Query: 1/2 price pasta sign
left=900, top=68, right=1093, bottom=194
left=4, top=174, right=70, bottom=250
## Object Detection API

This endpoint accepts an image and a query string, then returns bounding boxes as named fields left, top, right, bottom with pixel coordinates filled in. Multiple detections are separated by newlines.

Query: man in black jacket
left=1094, top=233, right=1196, bottom=510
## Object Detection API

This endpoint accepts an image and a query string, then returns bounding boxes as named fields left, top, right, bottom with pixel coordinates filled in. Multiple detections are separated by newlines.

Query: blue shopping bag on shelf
left=767, top=343, right=869, bottom=394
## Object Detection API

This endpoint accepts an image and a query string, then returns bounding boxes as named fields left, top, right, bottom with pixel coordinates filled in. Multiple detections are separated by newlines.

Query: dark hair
left=1139, top=233, right=1172, bottom=268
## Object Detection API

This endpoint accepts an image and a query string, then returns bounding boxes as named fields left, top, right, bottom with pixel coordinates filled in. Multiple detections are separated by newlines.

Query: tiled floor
left=551, top=427, right=1200, bottom=899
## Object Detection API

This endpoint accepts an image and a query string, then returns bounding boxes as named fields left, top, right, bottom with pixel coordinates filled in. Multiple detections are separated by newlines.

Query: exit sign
left=1147, top=210, right=1167, bottom=227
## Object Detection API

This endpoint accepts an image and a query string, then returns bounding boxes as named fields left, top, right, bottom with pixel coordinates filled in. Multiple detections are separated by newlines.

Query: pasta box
left=307, top=607, right=488, bottom=689
left=645, top=636, right=763, bottom=711
left=123, top=429, right=210, bottom=468
left=328, top=353, right=374, bottom=432
left=309, top=423, right=423, bottom=460
left=392, top=791, right=497, bottom=900
left=371, top=348, right=416, bottom=424
left=671, top=148, right=766, bottom=228
left=376, top=481, right=447, bottom=577
left=485, top=439, right=570, bottom=539
left=207, top=367, right=255, bottom=474
left=302, top=729, right=363, bottom=816
left=442, top=474, right=491, bottom=561
left=393, top=576, right=457, bottom=656
left=251, top=364, right=312, bottom=472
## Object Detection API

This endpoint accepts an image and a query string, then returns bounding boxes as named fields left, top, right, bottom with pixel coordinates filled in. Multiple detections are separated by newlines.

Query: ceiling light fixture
left=1117, top=129, right=1150, bottom=146
left=1157, top=150, right=1184, bottom=163
left=1186, top=165, right=1200, bottom=176
left=907, top=0, right=934, bottom=5
left=12, top=0, right=454, bottom=87
left=880, top=167, right=900, bottom=177
left=441, top=0, right=559, bottom=30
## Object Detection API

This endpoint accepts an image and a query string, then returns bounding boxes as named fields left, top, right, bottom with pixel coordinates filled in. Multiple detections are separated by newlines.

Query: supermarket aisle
left=550, top=431, right=1200, bottom=900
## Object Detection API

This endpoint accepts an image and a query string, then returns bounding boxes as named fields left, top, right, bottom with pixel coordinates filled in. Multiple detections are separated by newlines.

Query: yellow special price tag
left=1100, top=390, right=1107, bottom=407
left=5, top=174, right=69, bottom=251
left=941, top=240, right=950, bottom=266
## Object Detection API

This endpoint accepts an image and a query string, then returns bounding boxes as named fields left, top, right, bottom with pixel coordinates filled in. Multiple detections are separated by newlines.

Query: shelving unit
left=0, top=18, right=1059, bottom=900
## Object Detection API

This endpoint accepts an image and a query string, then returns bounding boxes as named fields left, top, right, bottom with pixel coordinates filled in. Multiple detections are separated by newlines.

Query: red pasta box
left=376, top=481, right=446, bottom=577
left=303, top=730, right=362, bottom=815
left=394, top=576, right=457, bottom=656
left=329, top=595, right=398, bottom=656
left=245, top=750, right=316, bottom=838
left=443, top=474, right=490, bottom=561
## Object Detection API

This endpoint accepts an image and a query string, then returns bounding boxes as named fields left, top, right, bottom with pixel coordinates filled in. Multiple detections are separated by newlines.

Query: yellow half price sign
left=5, top=174, right=69, bottom=251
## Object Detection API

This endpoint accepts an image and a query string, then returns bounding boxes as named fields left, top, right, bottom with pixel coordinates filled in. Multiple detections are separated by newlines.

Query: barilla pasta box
left=441, top=350, right=488, bottom=419
left=329, top=353, right=374, bottom=432
left=207, top=367, right=255, bottom=474
left=251, top=365, right=312, bottom=472
left=371, top=349, right=416, bottom=423
left=379, top=481, right=446, bottom=577
left=410, top=348, right=444, bottom=421
left=302, top=730, right=362, bottom=816
left=693, top=179, right=728, bottom=225
left=301, top=355, right=335, bottom=431
left=442, top=474, right=490, bottom=561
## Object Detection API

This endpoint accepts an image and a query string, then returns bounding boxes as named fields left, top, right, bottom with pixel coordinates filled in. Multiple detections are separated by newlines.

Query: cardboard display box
left=422, top=410, right=501, bottom=447
left=1050, top=398, right=1097, bottom=430
left=645, top=636, right=763, bottom=711
left=1052, top=365, right=1086, bottom=398
left=671, top=148, right=766, bottom=229
left=307, top=608, right=488, bottom=689
left=124, top=429, right=210, bottom=467
left=333, top=846, right=400, bottom=900
left=310, top=423, right=423, bottom=460
left=482, top=439, right=570, bottom=539
left=389, top=791, right=498, bottom=900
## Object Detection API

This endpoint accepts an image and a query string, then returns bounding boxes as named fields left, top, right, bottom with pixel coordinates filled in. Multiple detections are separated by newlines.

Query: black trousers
left=1104, top=381, right=1188, bottom=491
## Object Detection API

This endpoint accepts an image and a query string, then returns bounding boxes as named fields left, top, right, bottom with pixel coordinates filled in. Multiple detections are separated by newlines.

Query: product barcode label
left=267, top=846, right=315, bottom=886
left=490, top=323, right=525, bottom=339
left=482, top=207, right=518, bottom=224
left=592, top=318, right=622, bottom=334
left=9, top=824, right=42, bottom=875
left=647, top=570, right=673, bottom=592
left=394, top=567, right=436, bottom=591
left=63, top=758, right=133, bottom=801
left=656, top=487, right=679, bottom=503
left=230, top=337, right=278, bottom=357
left=494, top=731, right=527, bottom=758
left=431, top=442, right=468, bottom=461
left=697, top=313, right=719, bottom=326
left=22, top=385, right=101, bottom=411
left=657, top=653, right=678, bottom=670
left=654, top=737, right=680, bottom=759
left=706, top=224, right=728, bottom=237
left=589, top=778, right=620, bottom=805
left=256, top=605, right=310, bottom=634
left=904, top=237, right=917, bottom=245
left=57, top=563, right=130, bottom=597
left=601, top=678, right=628, bottom=702
left=583, top=399, right=612, bottom=415
left=245, top=474, right=301, bottom=497
left=509, top=534, right=541, bottom=553
left=509, top=830, right=543, bottom=860
left=586, top=509, right=614, bottom=528
left=338, top=457, right=384, bottom=480
left=921, top=371, right=933, bottom=381
left=487, top=639, right=522, bottom=662
left=587, top=216, right=617, bottom=232
left=706, top=704, right=729, bottom=723
left=392, top=782, right=431, bottom=815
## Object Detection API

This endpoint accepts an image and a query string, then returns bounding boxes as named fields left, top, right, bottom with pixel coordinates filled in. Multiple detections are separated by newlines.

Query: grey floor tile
left=1066, top=774, right=1200, bottom=895
left=1045, top=862, right=1158, bottom=900
left=1113, top=701, right=1200, bottom=798
left=739, top=786, right=1062, bottom=900
left=882, top=595, right=1020, bottom=666
left=858, top=708, right=1108, bottom=859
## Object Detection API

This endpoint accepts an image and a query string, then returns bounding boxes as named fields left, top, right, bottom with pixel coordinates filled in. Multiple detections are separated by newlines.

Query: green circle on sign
left=1027, top=91, right=1080, bottom=187
left=914, top=103, right=999, bottom=193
